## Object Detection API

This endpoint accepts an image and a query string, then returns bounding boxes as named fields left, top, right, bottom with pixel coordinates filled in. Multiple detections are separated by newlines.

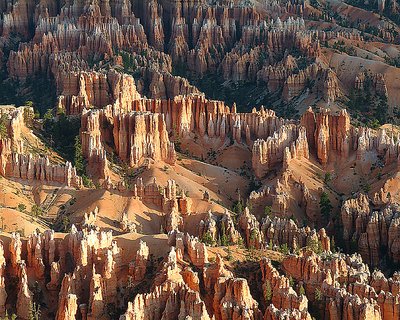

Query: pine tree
left=28, top=301, right=41, bottom=320
left=299, top=284, right=306, bottom=296
left=314, top=288, right=323, bottom=301
left=320, top=192, right=333, bottom=222
left=201, top=231, right=215, bottom=246
left=226, top=246, right=233, bottom=261
left=0, top=114, right=8, bottom=139
left=264, top=280, right=272, bottom=302
left=74, top=136, right=85, bottom=176
left=289, top=276, right=294, bottom=287
left=331, top=236, right=336, bottom=253
left=220, top=221, right=229, bottom=246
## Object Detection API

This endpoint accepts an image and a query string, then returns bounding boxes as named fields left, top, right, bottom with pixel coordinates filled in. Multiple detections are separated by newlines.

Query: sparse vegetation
left=226, top=246, right=233, bottom=261
left=82, top=175, right=94, bottom=188
left=314, top=288, right=323, bottom=301
left=324, top=172, right=332, bottom=184
left=17, top=203, right=26, bottom=212
left=201, top=231, right=215, bottom=246
left=264, top=280, right=272, bottom=302
left=299, top=284, right=306, bottom=296
left=264, top=205, right=272, bottom=217
left=0, top=114, right=8, bottom=139
left=346, top=72, right=393, bottom=126
left=307, top=237, right=323, bottom=254
left=28, top=301, right=41, bottom=320
left=31, top=205, right=43, bottom=218
left=362, top=183, right=371, bottom=193
left=319, top=192, right=333, bottom=222
left=280, top=243, right=290, bottom=255
left=0, top=311, right=17, bottom=320
left=62, top=216, right=70, bottom=232
left=43, top=113, right=81, bottom=162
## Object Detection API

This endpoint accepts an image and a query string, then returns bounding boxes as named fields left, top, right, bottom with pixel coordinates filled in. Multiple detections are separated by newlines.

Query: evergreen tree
left=299, top=284, right=306, bottom=296
left=320, top=192, right=333, bottom=222
left=74, top=136, right=85, bottom=176
left=264, top=205, right=272, bottom=217
left=264, top=280, right=272, bottom=302
left=28, top=301, right=41, bottom=320
left=201, top=231, right=215, bottom=246
left=314, top=288, right=323, bottom=301
left=0, top=114, right=8, bottom=138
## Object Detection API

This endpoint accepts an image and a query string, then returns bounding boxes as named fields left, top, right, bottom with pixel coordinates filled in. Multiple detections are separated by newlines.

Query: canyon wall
left=0, top=106, right=81, bottom=187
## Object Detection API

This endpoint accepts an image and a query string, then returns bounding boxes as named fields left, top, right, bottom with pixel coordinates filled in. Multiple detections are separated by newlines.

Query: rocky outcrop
left=121, top=282, right=210, bottom=320
left=1, top=151, right=82, bottom=188
left=27, top=230, right=45, bottom=279
left=239, top=207, right=264, bottom=249
left=260, top=258, right=312, bottom=319
left=0, top=227, right=125, bottom=319
left=17, top=263, right=33, bottom=320
left=300, top=107, right=351, bottom=165
left=146, top=69, right=200, bottom=100
left=264, top=305, right=312, bottom=320
left=0, top=106, right=82, bottom=187
left=57, top=69, right=141, bottom=115
left=279, top=250, right=400, bottom=320
left=113, top=112, right=176, bottom=166
left=199, top=209, right=240, bottom=245
left=47, top=261, right=61, bottom=291
left=0, top=241, right=6, bottom=316
left=56, top=275, right=78, bottom=320
left=1, top=215, right=398, bottom=320
left=262, top=217, right=330, bottom=252
left=80, top=95, right=290, bottom=170
left=283, top=65, right=341, bottom=103
left=355, top=72, right=388, bottom=97
left=168, top=231, right=208, bottom=268
left=0, top=275, right=6, bottom=317
left=88, top=270, right=105, bottom=319
left=105, top=176, right=193, bottom=216
left=300, top=107, right=400, bottom=168
left=165, top=205, right=183, bottom=232
left=341, top=194, right=400, bottom=266
left=9, top=232, right=22, bottom=275
left=213, top=277, right=262, bottom=320
left=81, top=108, right=176, bottom=171
left=129, top=240, right=149, bottom=282
left=121, top=246, right=210, bottom=320
left=203, top=254, right=233, bottom=296
left=7, top=8, right=147, bottom=79
left=252, top=125, right=309, bottom=178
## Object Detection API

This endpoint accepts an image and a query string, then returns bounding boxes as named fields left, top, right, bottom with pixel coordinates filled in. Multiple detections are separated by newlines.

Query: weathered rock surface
left=262, top=217, right=330, bottom=252
left=81, top=107, right=176, bottom=172
left=0, top=106, right=82, bottom=187
left=341, top=193, right=400, bottom=267
left=279, top=250, right=400, bottom=320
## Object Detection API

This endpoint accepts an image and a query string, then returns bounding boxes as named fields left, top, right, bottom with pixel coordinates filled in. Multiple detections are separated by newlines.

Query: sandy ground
left=0, top=208, right=45, bottom=235
left=325, top=49, right=400, bottom=106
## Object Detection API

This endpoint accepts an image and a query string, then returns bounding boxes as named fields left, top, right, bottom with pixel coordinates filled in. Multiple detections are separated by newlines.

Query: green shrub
left=264, top=205, right=272, bottom=217
left=320, top=192, right=333, bottom=221
left=0, top=114, right=8, bottom=139
left=82, top=175, right=94, bottom=188
left=31, top=205, right=43, bottom=217
left=201, top=231, right=215, bottom=246
left=264, top=280, right=272, bottom=302
left=314, top=288, right=323, bottom=301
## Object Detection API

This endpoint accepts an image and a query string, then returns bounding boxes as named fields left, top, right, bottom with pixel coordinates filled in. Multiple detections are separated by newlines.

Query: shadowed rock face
left=0, top=106, right=82, bottom=187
